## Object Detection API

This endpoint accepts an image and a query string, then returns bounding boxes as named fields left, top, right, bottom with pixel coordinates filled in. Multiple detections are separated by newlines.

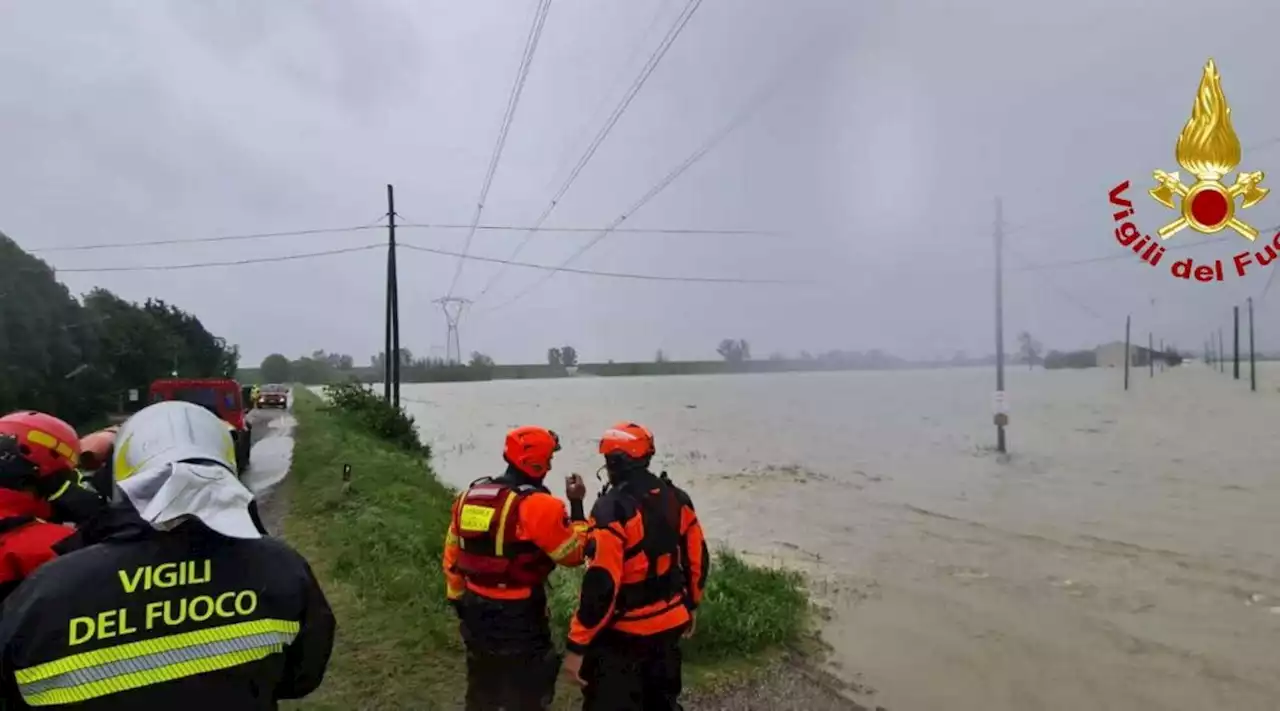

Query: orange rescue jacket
left=567, top=471, right=708, bottom=653
left=443, top=475, right=588, bottom=602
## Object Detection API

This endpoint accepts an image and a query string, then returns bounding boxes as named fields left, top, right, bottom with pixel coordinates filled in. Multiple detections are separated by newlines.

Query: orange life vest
left=453, top=477, right=556, bottom=589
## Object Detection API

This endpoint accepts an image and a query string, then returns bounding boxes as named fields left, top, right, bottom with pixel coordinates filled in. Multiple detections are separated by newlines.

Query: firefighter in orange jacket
left=442, top=425, right=589, bottom=711
left=563, top=422, right=709, bottom=711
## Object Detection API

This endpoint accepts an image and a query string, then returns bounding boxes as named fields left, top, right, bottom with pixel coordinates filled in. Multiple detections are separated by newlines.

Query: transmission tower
left=434, top=297, right=471, bottom=364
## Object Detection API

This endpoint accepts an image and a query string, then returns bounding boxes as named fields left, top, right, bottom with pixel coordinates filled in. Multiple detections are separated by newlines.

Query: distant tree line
left=0, top=233, right=238, bottom=427
left=547, top=346, right=578, bottom=367
left=256, top=348, right=497, bottom=385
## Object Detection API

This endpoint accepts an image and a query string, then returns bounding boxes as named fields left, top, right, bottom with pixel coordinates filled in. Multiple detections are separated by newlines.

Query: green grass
left=282, top=389, right=810, bottom=709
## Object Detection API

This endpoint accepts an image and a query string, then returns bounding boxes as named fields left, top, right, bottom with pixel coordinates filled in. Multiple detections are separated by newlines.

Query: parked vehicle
left=148, top=378, right=252, bottom=473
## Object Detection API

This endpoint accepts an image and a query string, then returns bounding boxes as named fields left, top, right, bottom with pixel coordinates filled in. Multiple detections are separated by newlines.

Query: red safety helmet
left=0, top=411, right=81, bottom=485
left=599, top=422, right=656, bottom=463
left=503, top=426, right=561, bottom=478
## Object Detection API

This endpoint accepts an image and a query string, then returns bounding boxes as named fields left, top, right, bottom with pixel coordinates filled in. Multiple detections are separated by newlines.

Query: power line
left=28, top=223, right=386, bottom=254
left=400, top=241, right=805, bottom=283
left=471, top=0, right=704, bottom=301
left=446, top=0, right=553, bottom=298
left=1009, top=223, right=1280, bottom=273
left=1004, top=242, right=1107, bottom=321
left=543, top=0, right=675, bottom=188
left=51, top=244, right=383, bottom=273
left=27, top=220, right=769, bottom=255
left=1002, top=134, right=1280, bottom=237
left=41, top=238, right=805, bottom=283
left=477, top=39, right=806, bottom=313
left=400, top=222, right=776, bottom=236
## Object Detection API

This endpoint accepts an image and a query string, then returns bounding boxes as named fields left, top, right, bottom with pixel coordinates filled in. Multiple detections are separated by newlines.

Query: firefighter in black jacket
left=0, top=400, right=335, bottom=710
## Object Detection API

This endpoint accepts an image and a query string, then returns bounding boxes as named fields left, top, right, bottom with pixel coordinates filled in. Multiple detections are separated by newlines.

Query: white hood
left=111, top=400, right=260, bottom=539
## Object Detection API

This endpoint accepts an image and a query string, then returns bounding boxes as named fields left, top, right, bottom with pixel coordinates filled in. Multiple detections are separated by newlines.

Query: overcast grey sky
left=4, top=0, right=1279, bottom=365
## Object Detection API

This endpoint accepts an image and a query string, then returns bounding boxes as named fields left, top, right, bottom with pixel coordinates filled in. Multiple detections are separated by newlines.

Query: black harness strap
left=614, top=479, right=686, bottom=614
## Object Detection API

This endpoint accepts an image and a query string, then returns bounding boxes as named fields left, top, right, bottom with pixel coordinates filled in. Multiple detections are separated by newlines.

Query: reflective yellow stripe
left=445, top=529, right=460, bottom=546
left=15, top=619, right=299, bottom=684
left=23, top=646, right=284, bottom=706
left=446, top=581, right=464, bottom=600
left=549, top=535, right=581, bottom=562
left=493, top=492, right=519, bottom=557
left=24, top=431, right=76, bottom=467
left=45, top=480, right=71, bottom=501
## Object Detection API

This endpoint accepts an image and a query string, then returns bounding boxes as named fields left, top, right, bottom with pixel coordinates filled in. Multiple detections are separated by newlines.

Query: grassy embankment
left=282, top=387, right=809, bottom=710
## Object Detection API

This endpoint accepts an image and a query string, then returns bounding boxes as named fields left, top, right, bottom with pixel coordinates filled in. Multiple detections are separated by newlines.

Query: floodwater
left=391, top=365, right=1280, bottom=711
left=242, top=407, right=297, bottom=497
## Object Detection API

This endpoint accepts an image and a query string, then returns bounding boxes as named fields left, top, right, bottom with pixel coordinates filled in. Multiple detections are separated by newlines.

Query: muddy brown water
left=341, top=364, right=1280, bottom=710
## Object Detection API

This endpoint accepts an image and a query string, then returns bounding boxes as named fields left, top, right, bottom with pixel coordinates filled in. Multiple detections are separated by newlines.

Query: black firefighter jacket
left=0, top=508, right=335, bottom=710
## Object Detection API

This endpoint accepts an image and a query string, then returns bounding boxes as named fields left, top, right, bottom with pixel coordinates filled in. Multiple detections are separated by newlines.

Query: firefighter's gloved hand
left=31, top=468, right=79, bottom=502
left=35, top=470, right=106, bottom=525
left=565, top=474, right=586, bottom=502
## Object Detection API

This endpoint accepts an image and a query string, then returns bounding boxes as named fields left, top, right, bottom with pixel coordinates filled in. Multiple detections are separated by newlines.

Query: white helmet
left=112, top=400, right=260, bottom=539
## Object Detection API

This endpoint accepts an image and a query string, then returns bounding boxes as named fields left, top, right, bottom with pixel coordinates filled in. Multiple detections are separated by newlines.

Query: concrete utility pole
left=1233, top=305, right=1240, bottom=380
left=434, top=297, right=472, bottom=365
left=1249, top=297, right=1256, bottom=392
left=1219, top=328, right=1225, bottom=373
left=384, top=184, right=401, bottom=406
left=993, top=198, right=1007, bottom=454
left=1124, top=315, right=1131, bottom=390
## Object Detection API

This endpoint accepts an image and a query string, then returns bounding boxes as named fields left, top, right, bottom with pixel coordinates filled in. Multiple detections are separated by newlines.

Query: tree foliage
left=716, top=338, right=751, bottom=363
left=1016, top=331, right=1044, bottom=369
left=559, top=345, right=578, bottom=367
left=546, top=347, right=561, bottom=367
left=260, top=354, right=292, bottom=383
left=0, top=233, right=238, bottom=427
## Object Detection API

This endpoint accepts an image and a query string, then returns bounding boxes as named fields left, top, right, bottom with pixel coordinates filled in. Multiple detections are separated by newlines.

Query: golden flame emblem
left=1148, top=59, right=1268, bottom=241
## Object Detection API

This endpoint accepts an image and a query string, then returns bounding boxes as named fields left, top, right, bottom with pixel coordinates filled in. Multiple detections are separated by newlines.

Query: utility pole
left=384, top=184, right=401, bottom=406
left=1124, top=315, right=1131, bottom=391
left=389, top=184, right=401, bottom=408
left=1233, top=305, right=1240, bottom=380
left=993, top=198, right=1007, bottom=454
left=434, top=297, right=472, bottom=365
left=1218, top=328, right=1225, bottom=373
left=1249, top=297, right=1256, bottom=392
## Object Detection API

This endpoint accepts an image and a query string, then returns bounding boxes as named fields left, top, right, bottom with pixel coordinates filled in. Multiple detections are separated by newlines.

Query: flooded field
left=385, top=364, right=1280, bottom=710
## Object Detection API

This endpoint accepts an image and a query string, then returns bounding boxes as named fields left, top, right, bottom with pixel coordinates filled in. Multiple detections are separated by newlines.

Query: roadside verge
left=281, top=386, right=813, bottom=710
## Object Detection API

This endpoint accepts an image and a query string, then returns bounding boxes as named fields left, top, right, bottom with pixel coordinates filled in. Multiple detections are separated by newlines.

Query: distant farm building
left=1094, top=341, right=1161, bottom=368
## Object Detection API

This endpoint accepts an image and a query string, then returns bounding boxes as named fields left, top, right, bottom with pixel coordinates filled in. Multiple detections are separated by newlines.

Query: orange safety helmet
left=503, top=425, right=561, bottom=478
left=0, top=411, right=81, bottom=484
left=599, top=422, right=656, bottom=462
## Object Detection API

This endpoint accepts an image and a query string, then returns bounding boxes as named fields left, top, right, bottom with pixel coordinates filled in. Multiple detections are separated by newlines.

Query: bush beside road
left=280, top=386, right=817, bottom=709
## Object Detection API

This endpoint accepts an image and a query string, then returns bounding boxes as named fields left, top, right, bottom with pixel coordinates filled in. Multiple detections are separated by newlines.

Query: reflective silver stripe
left=18, top=630, right=295, bottom=698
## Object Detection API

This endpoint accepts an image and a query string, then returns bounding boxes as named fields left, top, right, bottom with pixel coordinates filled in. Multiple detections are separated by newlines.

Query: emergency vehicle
left=148, top=378, right=253, bottom=474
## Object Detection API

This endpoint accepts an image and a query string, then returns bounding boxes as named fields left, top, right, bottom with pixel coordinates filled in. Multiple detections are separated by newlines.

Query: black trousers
left=582, top=628, right=685, bottom=711
left=459, top=590, right=559, bottom=711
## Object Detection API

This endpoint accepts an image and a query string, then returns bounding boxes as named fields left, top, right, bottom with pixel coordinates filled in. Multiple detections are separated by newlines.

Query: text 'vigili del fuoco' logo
left=1108, top=59, right=1273, bottom=283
